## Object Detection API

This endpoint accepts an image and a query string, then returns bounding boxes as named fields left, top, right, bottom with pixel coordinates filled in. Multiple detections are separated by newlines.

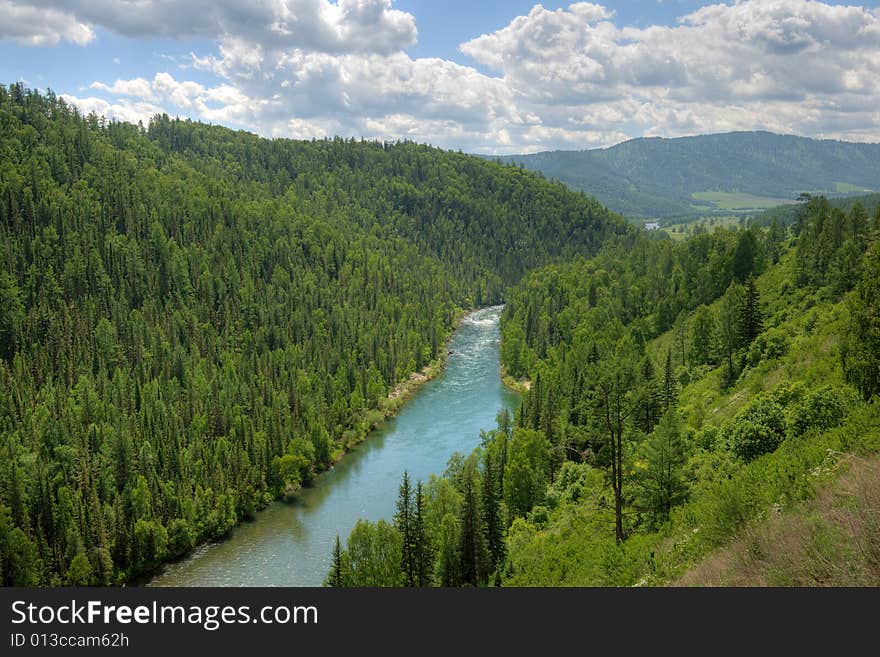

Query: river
left=148, top=305, right=518, bottom=586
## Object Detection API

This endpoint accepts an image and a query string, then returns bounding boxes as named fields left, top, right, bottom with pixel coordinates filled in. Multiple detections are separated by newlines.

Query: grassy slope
left=676, top=453, right=880, bottom=586
left=504, top=246, right=880, bottom=586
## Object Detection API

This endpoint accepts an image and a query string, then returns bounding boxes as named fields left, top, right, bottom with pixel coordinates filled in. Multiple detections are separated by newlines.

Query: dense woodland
left=330, top=194, right=880, bottom=586
left=0, top=84, right=626, bottom=586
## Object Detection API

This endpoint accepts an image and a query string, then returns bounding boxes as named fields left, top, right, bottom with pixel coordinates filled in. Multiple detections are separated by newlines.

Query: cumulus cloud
left=0, top=0, right=94, bottom=45
left=15, top=1, right=880, bottom=152
left=7, top=0, right=416, bottom=53
left=59, top=93, right=165, bottom=125
left=457, top=0, right=880, bottom=149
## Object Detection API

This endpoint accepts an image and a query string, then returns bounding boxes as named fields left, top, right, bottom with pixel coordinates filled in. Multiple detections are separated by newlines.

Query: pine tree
left=327, top=534, right=347, bottom=587
left=412, top=481, right=432, bottom=587
left=592, top=337, right=641, bottom=544
left=661, top=350, right=677, bottom=412
left=739, top=276, right=763, bottom=348
left=639, top=357, right=659, bottom=433
left=732, top=229, right=758, bottom=283
left=717, top=283, right=742, bottom=386
left=481, top=452, right=504, bottom=574
left=636, top=410, right=688, bottom=527
left=394, top=471, right=416, bottom=587
left=495, top=408, right=512, bottom=491
left=457, top=463, right=487, bottom=586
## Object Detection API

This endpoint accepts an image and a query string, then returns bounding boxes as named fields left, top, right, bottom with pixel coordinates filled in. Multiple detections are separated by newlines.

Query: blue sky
left=2, top=1, right=880, bottom=153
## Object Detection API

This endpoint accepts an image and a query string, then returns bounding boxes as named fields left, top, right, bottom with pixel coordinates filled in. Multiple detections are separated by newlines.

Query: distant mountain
left=496, top=131, right=880, bottom=221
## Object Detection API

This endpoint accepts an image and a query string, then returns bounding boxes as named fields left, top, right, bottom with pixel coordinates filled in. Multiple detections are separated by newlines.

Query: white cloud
left=0, top=0, right=93, bottom=45
left=9, top=0, right=416, bottom=53
left=29, top=1, right=880, bottom=152
left=59, top=93, right=164, bottom=125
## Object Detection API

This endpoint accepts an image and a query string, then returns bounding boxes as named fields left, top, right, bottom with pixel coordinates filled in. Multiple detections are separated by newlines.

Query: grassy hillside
left=676, top=452, right=879, bottom=586
left=494, top=198, right=880, bottom=586
left=497, top=131, right=880, bottom=221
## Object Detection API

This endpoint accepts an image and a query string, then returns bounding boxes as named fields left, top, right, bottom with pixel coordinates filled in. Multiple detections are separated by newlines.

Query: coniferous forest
left=1, top=83, right=879, bottom=589
left=0, top=84, right=626, bottom=585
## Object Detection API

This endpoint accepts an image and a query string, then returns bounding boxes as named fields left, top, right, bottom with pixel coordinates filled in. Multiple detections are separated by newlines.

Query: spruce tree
left=662, top=350, right=677, bottom=412
left=412, top=481, right=432, bottom=587
left=639, top=357, right=659, bottom=433
left=457, top=464, right=488, bottom=586
left=481, top=452, right=504, bottom=574
left=327, top=534, right=347, bottom=587
left=689, top=305, right=716, bottom=366
left=739, top=276, right=763, bottom=348
left=636, top=411, right=688, bottom=528
left=394, top=471, right=416, bottom=587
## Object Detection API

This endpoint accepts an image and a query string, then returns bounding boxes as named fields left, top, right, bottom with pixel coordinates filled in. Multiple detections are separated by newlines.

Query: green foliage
left=0, top=85, right=626, bottom=585
left=325, top=535, right=349, bottom=588
left=342, top=520, right=402, bottom=587
left=497, top=195, right=872, bottom=586
left=66, top=552, right=94, bottom=586
left=503, top=429, right=551, bottom=519
left=394, top=471, right=416, bottom=587
left=636, top=410, right=689, bottom=527
left=843, top=246, right=880, bottom=400
left=726, top=394, right=786, bottom=462
left=689, top=305, right=716, bottom=366
left=787, top=385, right=857, bottom=438
left=795, top=195, right=872, bottom=295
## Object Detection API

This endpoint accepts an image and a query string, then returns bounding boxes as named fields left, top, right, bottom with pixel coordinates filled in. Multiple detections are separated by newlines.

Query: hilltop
left=497, top=131, right=880, bottom=221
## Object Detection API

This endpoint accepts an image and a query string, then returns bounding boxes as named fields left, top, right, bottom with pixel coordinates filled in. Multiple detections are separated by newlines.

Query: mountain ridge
left=495, top=130, right=880, bottom=220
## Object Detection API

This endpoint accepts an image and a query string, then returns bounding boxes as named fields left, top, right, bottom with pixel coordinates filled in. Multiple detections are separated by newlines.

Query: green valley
left=330, top=192, right=880, bottom=587
left=0, top=84, right=625, bottom=586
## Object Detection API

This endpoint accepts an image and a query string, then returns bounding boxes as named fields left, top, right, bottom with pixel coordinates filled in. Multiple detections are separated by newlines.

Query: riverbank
left=327, top=307, right=470, bottom=465
left=501, top=364, right=531, bottom=394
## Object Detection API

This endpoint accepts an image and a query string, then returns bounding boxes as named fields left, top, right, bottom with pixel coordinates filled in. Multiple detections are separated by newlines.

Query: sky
left=1, top=1, right=880, bottom=154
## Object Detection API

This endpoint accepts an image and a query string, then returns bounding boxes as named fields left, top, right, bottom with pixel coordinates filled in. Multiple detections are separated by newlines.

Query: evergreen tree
left=456, top=464, right=488, bottom=587
left=591, top=337, right=641, bottom=544
left=326, top=534, right=348, bottom=587
left=412, top=481, right=432, bottom=587
left=661, top=350, right=677, bottom=412
left=690, top=305, right=716, bottom=366
left=636, top=410, right=688, bottom=528
left=717, top=284, right=743, bottom=386
left=395, top=471, right=416, bottom=587
left=732, top=229, right=758, bottom=283
left=481, top=452, right=504, bottom=574
left=639, top=357, right=660, bottom=434
left=739, top=276, right=763, bottom=348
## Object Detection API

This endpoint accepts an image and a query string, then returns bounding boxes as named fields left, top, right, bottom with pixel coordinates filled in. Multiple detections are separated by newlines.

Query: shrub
left=763, top=328, right=791, bottom=360
left=787, top=385, right=857, bottom=438
left=727, top=395, right=786, bottom=462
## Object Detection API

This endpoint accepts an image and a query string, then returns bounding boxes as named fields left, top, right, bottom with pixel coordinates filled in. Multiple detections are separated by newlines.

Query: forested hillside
left=498, top=132, right=880, bottom=220
left=328, top=195, right=880, bottom=587
left=0, top=84, right=626, bottom=586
